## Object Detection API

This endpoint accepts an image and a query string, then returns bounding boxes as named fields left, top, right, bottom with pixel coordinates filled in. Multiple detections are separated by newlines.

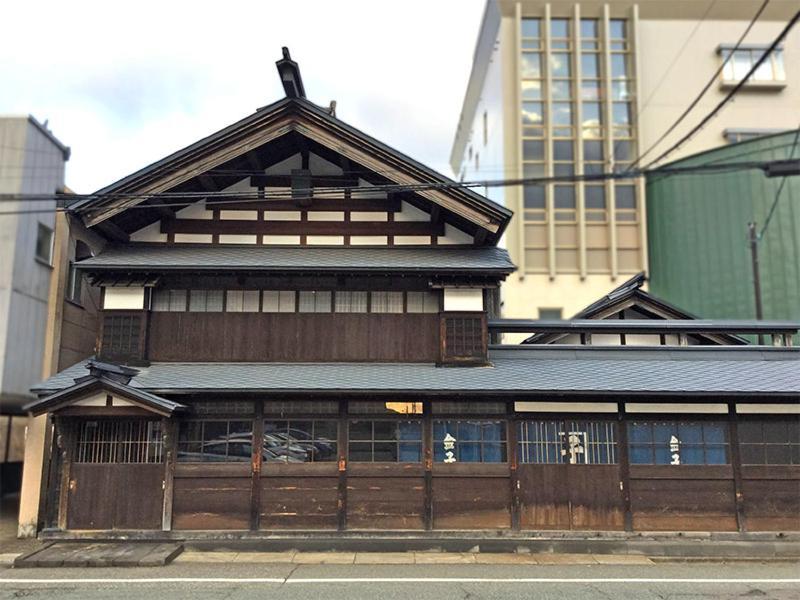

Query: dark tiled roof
left=77, top=245, right=516, bottom=274
left=33, top=346, right=800, bottom=397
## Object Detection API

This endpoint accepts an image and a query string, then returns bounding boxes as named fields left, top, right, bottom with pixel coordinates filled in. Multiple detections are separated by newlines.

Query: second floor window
left=721, top=47, right=785, bottom=83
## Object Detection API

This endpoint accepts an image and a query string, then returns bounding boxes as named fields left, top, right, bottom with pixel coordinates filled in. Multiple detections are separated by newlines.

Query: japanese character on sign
left=443, top=433, right=457, bottom=463
left=670, top=435, right=681, bottom=465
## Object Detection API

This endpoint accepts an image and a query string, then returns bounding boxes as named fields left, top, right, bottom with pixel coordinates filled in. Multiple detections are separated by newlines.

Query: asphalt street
left=1, top=562, right=799, bottom=599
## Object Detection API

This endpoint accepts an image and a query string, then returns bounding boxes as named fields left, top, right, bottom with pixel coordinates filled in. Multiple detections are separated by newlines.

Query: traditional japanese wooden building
left=25, top=51, right=800, bottom=538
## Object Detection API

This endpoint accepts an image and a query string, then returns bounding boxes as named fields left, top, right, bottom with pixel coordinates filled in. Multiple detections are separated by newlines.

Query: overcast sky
left=1, top=0, right=485, bottom=193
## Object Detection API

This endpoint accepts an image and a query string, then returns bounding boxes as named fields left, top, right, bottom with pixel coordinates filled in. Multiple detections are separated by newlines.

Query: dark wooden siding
left=148, top=313, right=439, bottom=362
left=172, top=464, right=251, bottom=530
left=68, top=464, right=163, bottom=530
left=741, top=466, right=800, bottom=531
left=518, top=465, right=625, bottom=530
left=629, top=465, right=738, bottom=531
left=431, top=464, right=511, bottom=529
left=260, top=463, right=339, bottom=530
left=347, top=464, right=425, bottom=530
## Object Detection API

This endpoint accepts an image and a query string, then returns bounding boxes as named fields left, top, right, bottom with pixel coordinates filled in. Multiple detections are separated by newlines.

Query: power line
left=641, top=9, right=800, bottom=170
left=0, top=159, right=780, bottom=216
left=759, top=126, right=800, bottom=239
left=627, top=0, right=770, bottom=172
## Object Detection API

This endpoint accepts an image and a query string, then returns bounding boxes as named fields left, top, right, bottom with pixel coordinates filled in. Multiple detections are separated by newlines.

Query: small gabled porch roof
left=25, top=363, right=187, bottom=418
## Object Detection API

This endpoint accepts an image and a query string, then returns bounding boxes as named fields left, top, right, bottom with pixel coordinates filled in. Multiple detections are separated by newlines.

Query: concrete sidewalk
left=173, top=550, right=655, bottom=565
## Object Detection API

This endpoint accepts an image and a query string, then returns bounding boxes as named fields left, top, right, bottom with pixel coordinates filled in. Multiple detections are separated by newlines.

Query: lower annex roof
left=32, top=346, right=800, bottom=397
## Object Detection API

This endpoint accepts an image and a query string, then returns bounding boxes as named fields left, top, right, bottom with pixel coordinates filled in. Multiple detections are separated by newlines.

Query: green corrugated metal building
left=646, top=130, right=800, bottom=326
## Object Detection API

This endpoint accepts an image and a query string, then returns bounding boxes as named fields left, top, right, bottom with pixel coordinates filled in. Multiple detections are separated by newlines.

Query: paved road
left=1, top=562, right=799, bottom=599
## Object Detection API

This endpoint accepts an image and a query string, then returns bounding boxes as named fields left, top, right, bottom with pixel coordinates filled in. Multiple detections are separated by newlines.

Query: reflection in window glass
left=263, top=420, right=338, bottom=463
left=628, top=421, right=728, bottom=465
left=551, top=53, right=572, bottom=78
left=611, top=55, right=628, bottom=78
left=521, top=53, right=542, bottom=78
left=521, top=18, right=541, bottom=38
left=550, top=18, right=569, bottom=38
left=348, top=420, right=422, bottom=462
left=522, top=102, right=545, bottom=125
left=584, top=140, right=604, bottom=161
left=581, top=19, right=598, bottom=39
left=553, top=103, right=573, bottom=126
left=610, top=19, right=627, bottom=39
left=581, top=81, right=601, bottom=101
left=582, top=103, right=602, bottom=128
left=581, top=54, right=600, bottom=78
left=433, top=420, right=507, bottom=463
left=612, top=103, right=631, bottom=126
left=521, top=80, right=542, bottom=100
left=178, top=420, right=253, bottom=462
left=551, top=80, right=572, bottom=100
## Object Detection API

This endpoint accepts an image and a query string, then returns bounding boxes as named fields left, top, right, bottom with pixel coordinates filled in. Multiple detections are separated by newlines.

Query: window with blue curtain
left=628, top=421, right=728, bottom=465
left=433, top=420, right=507, bottom=463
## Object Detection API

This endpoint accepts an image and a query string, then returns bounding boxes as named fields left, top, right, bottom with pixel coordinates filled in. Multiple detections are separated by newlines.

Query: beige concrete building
left=451, top=0, right=800, bottom=323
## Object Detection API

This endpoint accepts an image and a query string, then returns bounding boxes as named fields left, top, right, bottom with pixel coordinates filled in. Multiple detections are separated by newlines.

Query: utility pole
left=748, top=222, right=764, bottom=345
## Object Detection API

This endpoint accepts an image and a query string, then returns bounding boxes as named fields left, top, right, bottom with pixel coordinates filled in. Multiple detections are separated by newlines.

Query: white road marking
left=0, top=578, right=799, bottom=585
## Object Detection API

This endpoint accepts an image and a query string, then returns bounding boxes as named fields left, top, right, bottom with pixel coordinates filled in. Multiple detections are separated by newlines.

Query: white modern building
left=451, top=0, right=800, bottom=322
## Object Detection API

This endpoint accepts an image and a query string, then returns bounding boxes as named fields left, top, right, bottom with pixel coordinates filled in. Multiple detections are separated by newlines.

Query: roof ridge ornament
left=276, top=47, right=306, bottom=99
left=82, top=359, right=140, bottom=385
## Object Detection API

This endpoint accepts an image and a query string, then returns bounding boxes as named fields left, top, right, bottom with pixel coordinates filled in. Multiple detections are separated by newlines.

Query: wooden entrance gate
left=516, top=419, right=625, bottom=530
left=66, top=419, right=165, bottom=530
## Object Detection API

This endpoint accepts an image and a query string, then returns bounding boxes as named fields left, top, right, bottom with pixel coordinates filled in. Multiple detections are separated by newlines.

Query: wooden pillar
left=55, top=418, right=75, bottom=531
left=728, top=402, right=747, bottom=532
left=507, top=401, right=521, bottom=530
left=423, top=400, right=433, bottom=531
left=161, top=419, right=177, bottom=531
left=250, top=402, right=264, bottom=531
left=616, top=402, right=633, bottom=532
left=337, top=400, right=348, bottom=531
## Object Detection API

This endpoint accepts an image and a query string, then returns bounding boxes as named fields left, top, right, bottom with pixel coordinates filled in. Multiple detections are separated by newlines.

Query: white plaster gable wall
left=175, top=199, right=212, bottom=219
left=130, top=221, right=167, bottom=242
left=394, top=201, right=429, bottom=222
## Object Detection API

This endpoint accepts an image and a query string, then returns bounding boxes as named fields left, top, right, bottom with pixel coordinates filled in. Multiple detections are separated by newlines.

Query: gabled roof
left=24, top=375, right=187, bottom=417
left=76, top=245, right=516, bottom=276
left=523, top=273, right=747, bottom=345
left=70, top=96, right=512, bottom=242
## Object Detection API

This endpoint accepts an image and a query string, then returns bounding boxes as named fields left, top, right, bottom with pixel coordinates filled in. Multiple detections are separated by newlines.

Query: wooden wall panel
left=68, top=464, right=163, bottom=530
left=518, top=465, right=570, bottom=530
left=67, top=464, right=115, bottom=530
left=741, top=467, right=800, bottom=531
left=259, top=477, right=340, bottom=530
left=569, top=465, right=625, bottom=530
left=172, top=477, right=251, bottom=530
left=518, top=465, right=624, bottom=531
left=629, top=467, right=738, bottom=531
left=148, top=313, right=439, bottom=362
left=347, top=476, right=425, bottom=530
left=432, top=477, right=511, bottom=529
left=114, top=465, right=164, bottom=530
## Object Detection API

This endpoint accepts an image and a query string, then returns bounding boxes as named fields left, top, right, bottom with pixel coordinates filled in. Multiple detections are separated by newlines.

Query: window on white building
left=720, top=46, right=786, bottom=83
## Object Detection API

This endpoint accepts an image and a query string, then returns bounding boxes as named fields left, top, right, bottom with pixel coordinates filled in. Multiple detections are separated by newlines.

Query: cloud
left=0, top=0, right=485, bottom=192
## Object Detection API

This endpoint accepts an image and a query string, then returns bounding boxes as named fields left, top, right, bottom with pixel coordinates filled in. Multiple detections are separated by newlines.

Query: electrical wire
left=626, top=0, right=771, bottom=172
left=0, top=159, right=781, bottom=216
left=641, top=9, right=800, bottom=170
